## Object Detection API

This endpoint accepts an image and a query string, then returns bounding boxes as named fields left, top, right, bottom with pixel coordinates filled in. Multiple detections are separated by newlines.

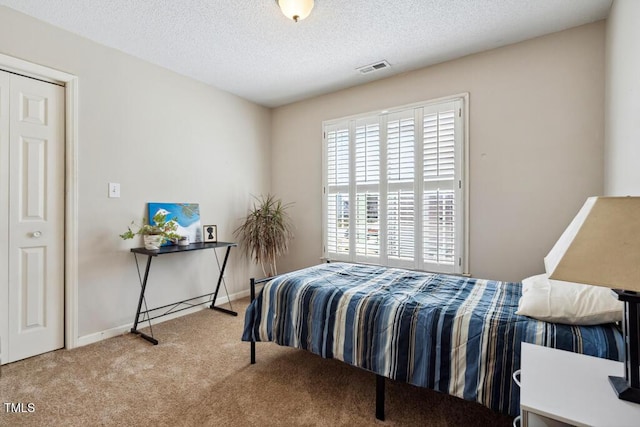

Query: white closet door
left=7, top=72, right=64, bottom=363
left=0, top=71, right=9, bottom=365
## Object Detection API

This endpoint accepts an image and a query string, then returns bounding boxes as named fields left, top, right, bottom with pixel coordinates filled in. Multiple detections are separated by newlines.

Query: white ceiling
left=0, top=0, right=612, bottom=107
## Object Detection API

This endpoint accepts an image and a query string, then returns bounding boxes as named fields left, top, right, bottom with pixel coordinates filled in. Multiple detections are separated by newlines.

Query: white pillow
left=516, top=273, right=623, bottom=325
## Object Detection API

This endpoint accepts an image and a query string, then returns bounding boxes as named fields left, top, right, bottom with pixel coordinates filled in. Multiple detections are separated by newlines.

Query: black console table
left=130, top=241, right=237, bottom=345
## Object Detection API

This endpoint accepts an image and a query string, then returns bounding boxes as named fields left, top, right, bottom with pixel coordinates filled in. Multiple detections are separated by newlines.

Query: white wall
left=604, top=0, right=640, bottom=195
left=272, top=22, right=606, bottom=282
left=0, top=7, right=271, bottom=339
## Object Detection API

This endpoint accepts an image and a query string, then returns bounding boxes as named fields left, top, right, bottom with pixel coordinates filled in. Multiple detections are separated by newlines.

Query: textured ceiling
left=0, top=0, right=612, bottom=107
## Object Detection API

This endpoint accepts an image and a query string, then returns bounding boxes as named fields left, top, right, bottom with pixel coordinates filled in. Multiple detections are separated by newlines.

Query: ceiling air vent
left=356, top=60, right=391, bottom=75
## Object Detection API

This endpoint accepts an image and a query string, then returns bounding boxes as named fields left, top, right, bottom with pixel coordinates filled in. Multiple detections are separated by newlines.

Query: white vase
left=143, top=235, right=164, bottom=250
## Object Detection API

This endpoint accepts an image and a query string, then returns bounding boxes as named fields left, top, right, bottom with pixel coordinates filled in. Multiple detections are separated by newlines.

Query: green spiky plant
left=234, top=194, right=294, bottom=277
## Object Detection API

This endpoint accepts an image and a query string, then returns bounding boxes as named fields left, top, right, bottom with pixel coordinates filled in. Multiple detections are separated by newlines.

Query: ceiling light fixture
left=278, top=0, right=314, bottom=23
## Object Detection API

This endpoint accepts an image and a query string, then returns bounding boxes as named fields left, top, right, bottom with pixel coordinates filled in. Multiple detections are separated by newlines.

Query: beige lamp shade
left=278, top=0, right=314, bottom=22
left=545, top=197, right=640, bottom=292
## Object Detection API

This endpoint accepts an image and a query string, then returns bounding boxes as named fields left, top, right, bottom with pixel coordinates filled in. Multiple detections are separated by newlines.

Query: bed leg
left=250, top=278, right=256, bottom=364
left=376, top=374, right=385, bottom=421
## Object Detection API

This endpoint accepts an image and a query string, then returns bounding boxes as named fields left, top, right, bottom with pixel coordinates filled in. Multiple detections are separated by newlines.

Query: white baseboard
left=75, top=289, right=251, bottom=348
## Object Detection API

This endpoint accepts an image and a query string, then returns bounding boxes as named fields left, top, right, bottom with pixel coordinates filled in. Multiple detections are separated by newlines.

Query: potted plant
left=234, top=194, right=294, bottom=277
left=120, top=212, right=180, bottom=250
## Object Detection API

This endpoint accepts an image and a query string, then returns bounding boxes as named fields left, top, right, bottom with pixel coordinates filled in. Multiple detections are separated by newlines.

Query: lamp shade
left=278, top=0, right=314, bottom=22
left=545, top=196, right=640, bottom=292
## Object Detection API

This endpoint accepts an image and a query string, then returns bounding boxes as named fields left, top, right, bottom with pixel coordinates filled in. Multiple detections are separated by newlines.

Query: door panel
left=21, top=136, right=47, bottom=220
left=7, top=73, right=64, bottom=363
left=20, top=247, right=46, bottom=330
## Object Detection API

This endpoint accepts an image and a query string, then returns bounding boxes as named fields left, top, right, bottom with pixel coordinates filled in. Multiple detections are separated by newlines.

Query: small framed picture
left=203, top=225, right=217, bottom=243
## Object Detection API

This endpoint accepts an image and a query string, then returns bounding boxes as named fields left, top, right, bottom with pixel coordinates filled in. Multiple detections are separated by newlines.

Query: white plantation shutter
left=325, top=125, right=350, bottom=256
left=323, top=96, right=466, bottom=273
left=387, top=190, right=414, bottom=261
left=423, top=105, right=458, bottom=268
left=423, top=190, right=455, bottom=265
left=355, top=122, right=380, bottom=185
left=387, top=116, right=415, bottom=183
left=354, top=120, right=380, bottom=259
left=387, top=112, right=415, bottom=265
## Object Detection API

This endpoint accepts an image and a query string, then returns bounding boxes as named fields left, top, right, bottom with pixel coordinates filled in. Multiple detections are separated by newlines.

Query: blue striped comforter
left=241, top=262, right=623, bottom=416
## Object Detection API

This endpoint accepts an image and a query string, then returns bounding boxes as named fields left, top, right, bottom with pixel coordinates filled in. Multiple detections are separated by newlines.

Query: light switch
left=108, top=182, right=120, bottom=198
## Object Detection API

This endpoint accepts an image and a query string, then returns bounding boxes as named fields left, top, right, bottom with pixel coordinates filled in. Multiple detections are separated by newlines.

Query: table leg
left=210, top=245, right=237, bottom=316
left=376, top=375, right=385, bottom=421
left=131, top=255, right=159, bottom=345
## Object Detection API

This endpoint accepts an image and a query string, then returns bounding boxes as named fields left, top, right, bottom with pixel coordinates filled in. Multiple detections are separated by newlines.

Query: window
left=323, top=95, right=467, bottom=274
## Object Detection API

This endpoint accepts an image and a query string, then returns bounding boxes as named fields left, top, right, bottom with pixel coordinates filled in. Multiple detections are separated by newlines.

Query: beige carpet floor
left=0, top=298, right=513, bottom=426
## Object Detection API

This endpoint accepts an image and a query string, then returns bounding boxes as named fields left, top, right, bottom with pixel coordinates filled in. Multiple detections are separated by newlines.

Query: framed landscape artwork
left=148, top=202, right=202, bottom=244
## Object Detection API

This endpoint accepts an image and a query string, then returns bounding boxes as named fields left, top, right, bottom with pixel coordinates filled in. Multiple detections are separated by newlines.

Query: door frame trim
left=0, top=53, right=79, bottom=350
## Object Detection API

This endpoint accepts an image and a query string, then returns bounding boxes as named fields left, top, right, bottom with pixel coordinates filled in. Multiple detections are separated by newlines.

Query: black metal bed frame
left=248, top=275, right=387, bottom=421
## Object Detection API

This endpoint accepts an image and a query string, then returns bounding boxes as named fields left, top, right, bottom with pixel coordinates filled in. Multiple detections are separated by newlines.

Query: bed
left=241, top=262, right=623, bottom=419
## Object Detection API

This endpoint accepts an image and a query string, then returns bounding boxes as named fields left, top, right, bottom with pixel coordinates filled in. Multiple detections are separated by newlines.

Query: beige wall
left=0, top=7, right=271, bottom=338
left=272, top=22, right=606, bottom=282
left=605, top=0, right=640, bottom=195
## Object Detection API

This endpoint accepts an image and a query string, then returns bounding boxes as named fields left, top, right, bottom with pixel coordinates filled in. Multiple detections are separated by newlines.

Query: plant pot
left=143, top=235, right=164, bottom=250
